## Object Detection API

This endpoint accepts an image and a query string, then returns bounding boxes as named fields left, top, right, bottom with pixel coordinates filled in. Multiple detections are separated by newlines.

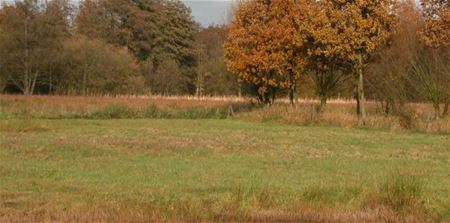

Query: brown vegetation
left=0, top=207, right=432, bottom=223
left=1, top=94, right=449, bottom=133
left=0, top=178, right=436, bottom=223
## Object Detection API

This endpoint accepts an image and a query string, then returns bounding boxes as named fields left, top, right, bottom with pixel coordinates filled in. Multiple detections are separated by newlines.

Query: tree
left=224, top=0, right=308, bottom=104
left=420, top=0, right=450, bottom=117
left=309, top=0, right=395, bottom=117
left=58, top=35, right=144, bottom=95
left=76, top=0, right=160, bottom=61
left=300, top=1, right=352, bottom=111
left=154, top=0, right=198, bottom=93
left=0, top=0, right=71, bottom=95
left=366, top=0, right=422, bottom=114
left=421, top=0, right=450, bottom=48
left=141, top=54, right=189, bottom=95
left=410, top=48, right=450, bottom=118
left=0, top=26, right=7, bottom=91
left=76, top=0, right=199, bottom=94
left=196, top=25, right=239, bottom=96
left=39, top=0, right=72, bottom=93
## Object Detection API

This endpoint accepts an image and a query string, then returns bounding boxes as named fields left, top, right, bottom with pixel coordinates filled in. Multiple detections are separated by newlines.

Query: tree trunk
left=289, top=82, right=296, bottom=105
left=30, top=72, right=37, bottom=94
left=384, top=100, right=391, bottom=115
left=255, top=85, right=264, bottom=104
left=23, top=17, right=31, bottom=95
left=289, top=89, right=294, bottom=105
left=196, top=72, right=204, bottom=99
left=356, top=58, right=367, bottom=119
left=196, top=86, right=200, bottom=99
left=318, top=97, right=327, bottom=112
left=443, top=98, right=449, bottom=117
left=433, top=102, right=441, bottom=120
left=270, top=87, right=277, bottom=105
left=82, top=64, right=88, bottom=96
left=355, top=93, right=360, bottom=115
left=49, top=70, right=53, bottom=94
left=23, top=86, right=31, bottom=95
left=238, top=81, right=242, bottom=99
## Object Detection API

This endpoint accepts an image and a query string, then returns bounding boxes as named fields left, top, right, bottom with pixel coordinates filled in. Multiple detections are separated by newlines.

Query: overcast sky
left=184, top=0, right=233, bottom=27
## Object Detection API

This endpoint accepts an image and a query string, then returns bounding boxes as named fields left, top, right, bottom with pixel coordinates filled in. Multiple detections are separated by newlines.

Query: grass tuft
left=363, top=172, right=427, bottom=218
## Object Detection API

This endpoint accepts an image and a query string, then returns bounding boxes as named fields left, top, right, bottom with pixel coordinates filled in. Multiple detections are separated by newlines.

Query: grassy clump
left=379, top=174, right=423, bottom=211
left=90, top=104, right=134, bottom=119
left=361, top=172, right=435, bottom=221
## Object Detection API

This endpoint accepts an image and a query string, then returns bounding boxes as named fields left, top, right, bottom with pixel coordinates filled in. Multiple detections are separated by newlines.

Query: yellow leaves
left=307, top=0, right=394, bottom=72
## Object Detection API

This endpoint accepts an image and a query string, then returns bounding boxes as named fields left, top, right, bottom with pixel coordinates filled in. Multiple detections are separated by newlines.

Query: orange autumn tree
left=224, top=0, right=308, bottom=104
left=308, top=0, right=395, bottom=117
left=300, top=1, right=353, bottom=111
left=421, top=0, right=450, bottom=48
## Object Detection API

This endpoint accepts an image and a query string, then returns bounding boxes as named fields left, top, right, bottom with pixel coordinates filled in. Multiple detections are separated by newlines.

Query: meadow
left=0, top=95, right=449, bottom=222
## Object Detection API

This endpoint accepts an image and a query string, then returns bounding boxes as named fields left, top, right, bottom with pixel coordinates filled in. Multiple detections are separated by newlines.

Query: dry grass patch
left=0, top=120, right=53, bottom=133
left=240, top=102, right=450, bottom=133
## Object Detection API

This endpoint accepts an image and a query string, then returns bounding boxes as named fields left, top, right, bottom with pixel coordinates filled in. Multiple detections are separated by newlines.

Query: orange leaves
left=224, top=0, right=308, bottom=95
left=225, top=0, right=395, bottom=102
left=421, top=0, right=450, bottom=48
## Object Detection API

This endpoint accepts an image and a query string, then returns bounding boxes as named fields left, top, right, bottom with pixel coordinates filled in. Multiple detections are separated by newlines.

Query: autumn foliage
left=421, top=0, right=450, bottom=48
left=224, top=0, right=310, bottom=104
left=225, top=0, right=395, bottom=116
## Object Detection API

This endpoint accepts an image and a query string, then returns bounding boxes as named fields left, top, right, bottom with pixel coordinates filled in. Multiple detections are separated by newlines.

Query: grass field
left=1, top=118, right=449, bottom=222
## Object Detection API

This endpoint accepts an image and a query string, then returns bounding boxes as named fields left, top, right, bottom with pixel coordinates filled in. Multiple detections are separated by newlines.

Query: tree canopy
left=224, top=0, right=309, bottom=104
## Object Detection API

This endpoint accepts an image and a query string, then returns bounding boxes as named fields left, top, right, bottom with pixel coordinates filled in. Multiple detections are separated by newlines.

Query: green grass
left=0, top=119, right=449, bottom=221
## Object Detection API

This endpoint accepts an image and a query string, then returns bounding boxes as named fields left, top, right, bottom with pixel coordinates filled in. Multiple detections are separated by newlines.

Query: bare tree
left=410, top=49, right=450, bottom=119
left=0, top=0, right=70, bottom=94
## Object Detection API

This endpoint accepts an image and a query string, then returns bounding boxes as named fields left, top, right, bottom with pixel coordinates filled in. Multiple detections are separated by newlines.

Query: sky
left=183, top=0, right=233, bottom=27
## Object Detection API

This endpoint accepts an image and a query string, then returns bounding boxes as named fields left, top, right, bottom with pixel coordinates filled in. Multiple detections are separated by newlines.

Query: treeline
left=225, top=0, right=449, bottom=118
left=1, top=0, right=449, bottom=119
left=0, top=0, right=237, bottom=96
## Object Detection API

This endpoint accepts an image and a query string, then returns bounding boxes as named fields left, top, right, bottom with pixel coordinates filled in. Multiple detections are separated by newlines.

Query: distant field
left=1, top=118, right=449, bottom=222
